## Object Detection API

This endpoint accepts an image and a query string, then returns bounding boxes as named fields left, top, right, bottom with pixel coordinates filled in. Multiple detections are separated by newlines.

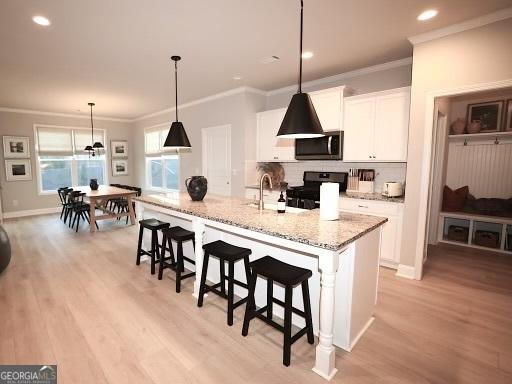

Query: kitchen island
left=134, top=192, right=387, bottom=380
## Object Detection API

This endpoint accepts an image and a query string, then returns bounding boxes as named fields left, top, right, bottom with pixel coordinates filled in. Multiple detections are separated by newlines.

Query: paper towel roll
left=320, top=182, right=339, bottom=221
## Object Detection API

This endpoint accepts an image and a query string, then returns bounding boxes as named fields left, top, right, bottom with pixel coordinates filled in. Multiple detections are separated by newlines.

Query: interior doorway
left=423, top=87, right=512, bottom=275
left=201, top=125, right=232, bottom=196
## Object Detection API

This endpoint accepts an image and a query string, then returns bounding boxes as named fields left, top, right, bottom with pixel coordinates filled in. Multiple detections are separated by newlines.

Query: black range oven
left=286, top=171, right=348, bottom=209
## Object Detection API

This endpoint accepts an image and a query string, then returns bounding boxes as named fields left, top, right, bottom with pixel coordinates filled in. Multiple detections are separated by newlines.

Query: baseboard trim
left=349, top=316, right=375, bottom=352
left=395, top=264, right=416, bottom=280
left=3, top=207, right=61, bottom=219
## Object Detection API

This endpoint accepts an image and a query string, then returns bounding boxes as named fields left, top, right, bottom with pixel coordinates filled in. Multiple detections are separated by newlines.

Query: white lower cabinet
left=339, top=197, right=403, bottom=267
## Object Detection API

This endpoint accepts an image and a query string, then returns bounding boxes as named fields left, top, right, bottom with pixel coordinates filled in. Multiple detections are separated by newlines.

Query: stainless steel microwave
left=295, top=131, right=343, bottom=160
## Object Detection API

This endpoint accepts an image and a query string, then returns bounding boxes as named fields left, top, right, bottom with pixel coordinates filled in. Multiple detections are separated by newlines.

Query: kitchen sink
left=246, top=203, right=307, bottom=214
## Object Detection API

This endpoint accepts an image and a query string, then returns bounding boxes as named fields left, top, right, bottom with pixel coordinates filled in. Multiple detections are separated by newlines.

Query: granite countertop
left=134, top=193, right=387, bottom=251
left=245, top=185, right=405, bottom=203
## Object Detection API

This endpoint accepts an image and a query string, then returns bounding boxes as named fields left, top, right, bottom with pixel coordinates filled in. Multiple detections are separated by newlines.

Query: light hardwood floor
left=0, top=214, right=511, bottom=383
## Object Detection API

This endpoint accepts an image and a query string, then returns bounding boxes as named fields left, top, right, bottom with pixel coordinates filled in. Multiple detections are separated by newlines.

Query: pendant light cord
left=90, top=104, right=94, bottom=143
left=175, top=59, right=178, bottom=122
left=298, top=0, right=303, bottom=93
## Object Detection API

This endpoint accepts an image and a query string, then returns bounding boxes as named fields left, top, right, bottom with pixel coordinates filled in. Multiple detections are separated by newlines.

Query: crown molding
left=266, top=57, right=412, bottom=97
left=0, top=107, right=131, bottom=122
left=134, top=86, right=267, bottom=122
left=408, top=7, right=512, bottom=45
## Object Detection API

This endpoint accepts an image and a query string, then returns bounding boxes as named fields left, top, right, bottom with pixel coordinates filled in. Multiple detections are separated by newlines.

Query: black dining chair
left=68, top=191, right=98, bottom=232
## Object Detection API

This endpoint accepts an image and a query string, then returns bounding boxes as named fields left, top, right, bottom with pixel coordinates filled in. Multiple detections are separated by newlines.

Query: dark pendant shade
left=92, top=142, right=104, bottom=149
left=277, top=92, right=323, bottom=138
left=164, top=121, right=191, bottom=148
left=84, top=145, right=93, bottom=151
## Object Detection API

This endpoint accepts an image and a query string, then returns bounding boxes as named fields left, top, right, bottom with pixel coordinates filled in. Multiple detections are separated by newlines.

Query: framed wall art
left=111, top=140, right=128, bottom=158
left=3, top=136, right=30, bottom=158
left=5, top=159, right=32, bottom=181
left=466, top=100, right=504, bottom=133
left=112, top=159, right=128, bottom=176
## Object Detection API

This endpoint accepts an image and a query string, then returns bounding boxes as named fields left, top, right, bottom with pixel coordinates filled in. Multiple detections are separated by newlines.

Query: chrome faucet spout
left=258, top=173, right=273, bottom=211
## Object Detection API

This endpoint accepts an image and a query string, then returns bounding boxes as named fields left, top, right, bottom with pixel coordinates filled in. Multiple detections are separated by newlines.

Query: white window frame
left=34, top=124, right=109, bottom=195
left=144, top=124, right=180, bottom=192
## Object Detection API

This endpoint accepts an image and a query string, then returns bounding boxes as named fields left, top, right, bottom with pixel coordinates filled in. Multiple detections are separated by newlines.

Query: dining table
left=74, top=185, right=137, bottom=232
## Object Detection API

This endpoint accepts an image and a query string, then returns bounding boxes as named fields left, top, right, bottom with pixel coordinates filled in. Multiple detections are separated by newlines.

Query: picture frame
left=466, top=100, right=504, bottom=133
left=3, top=136, right=30, bottom=158
left=112, top=159, right=128, bottom=176
left=5, top=159, right=32, bottom=181
left=111, top=140, right=128, bottom=158
left=505, top=99, right=512, bottom=132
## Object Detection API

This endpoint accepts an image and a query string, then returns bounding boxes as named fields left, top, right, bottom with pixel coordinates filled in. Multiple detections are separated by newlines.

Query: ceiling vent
left=259, top=55, right=280, bottom=64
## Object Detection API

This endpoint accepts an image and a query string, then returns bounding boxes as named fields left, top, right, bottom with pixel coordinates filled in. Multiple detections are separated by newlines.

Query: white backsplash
left=278, top=161, right=407, bottom=192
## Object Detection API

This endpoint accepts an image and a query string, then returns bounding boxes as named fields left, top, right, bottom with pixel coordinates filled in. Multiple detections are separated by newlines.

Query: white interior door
left=202, top=125, right=232, bottom=196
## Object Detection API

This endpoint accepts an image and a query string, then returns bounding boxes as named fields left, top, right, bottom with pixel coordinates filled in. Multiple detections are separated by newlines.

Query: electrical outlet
left=12, top=200, right=18, bottom=207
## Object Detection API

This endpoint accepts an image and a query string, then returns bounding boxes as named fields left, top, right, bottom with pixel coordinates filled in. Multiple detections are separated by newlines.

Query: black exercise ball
left=0, top=225, right=11, bottom=274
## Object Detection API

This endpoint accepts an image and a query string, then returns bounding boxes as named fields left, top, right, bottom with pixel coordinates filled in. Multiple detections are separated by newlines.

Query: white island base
left=136, top=200, right=382, bottom=380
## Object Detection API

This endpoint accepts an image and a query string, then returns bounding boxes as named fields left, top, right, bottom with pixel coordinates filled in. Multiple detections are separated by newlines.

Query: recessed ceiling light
left=417, top=9, right=438, bottom=21
left=232, top=75, right=243, bottom=81
left=33, top=15, right=51, bottom=26
left=301, top=51, right=314, bottom=59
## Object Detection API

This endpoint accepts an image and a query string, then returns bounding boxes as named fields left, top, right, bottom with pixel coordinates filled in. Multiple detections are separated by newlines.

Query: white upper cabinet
left=310, top=86, right=345, bottom=132
left=343, top=87, right=410, bottom=162
left=256, top=108, right=295, bottom=162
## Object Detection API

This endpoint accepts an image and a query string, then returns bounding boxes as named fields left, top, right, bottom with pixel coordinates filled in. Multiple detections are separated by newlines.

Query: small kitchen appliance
left=382, top=182, right=403, bottom=198
left=286, top=171, right=348, bottom=209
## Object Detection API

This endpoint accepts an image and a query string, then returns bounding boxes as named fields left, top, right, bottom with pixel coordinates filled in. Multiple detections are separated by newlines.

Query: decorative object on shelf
left=112, top=159, right=128, bottom=176
left=474, top=230, right=500, bottom=249
left=256, top=162, right=285, bottom=190
left=450, top=118, right=466, bottom=135
left=89, top=178, right=99, bottom=190
left=185, top=176, right=207, bottom=201
left=447, top=225, right=469, bottom=243
left=2, top=136, right=30, bottom=158
left=164, top=56, right=191, bottom=149
left=277, top=0, right=323, bottom=139
left=5, top=159, right=32, bottom=181
left=506, top=99, right=512, bottom=132
left=0, top=225, right=11, bottom=274
left=467, top=119, right=482, bottom=134
left=84, top=102, right=104, bottom=157
left=111, top=140, right=128, bottom=158
left=466, top=100, right=504, bottom=133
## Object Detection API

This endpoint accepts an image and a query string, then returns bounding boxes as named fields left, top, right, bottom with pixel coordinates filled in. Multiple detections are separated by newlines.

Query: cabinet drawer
left=339, top=197, right=400, bottom=216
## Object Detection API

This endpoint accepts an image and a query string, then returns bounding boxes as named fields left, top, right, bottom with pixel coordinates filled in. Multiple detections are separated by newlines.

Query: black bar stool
left=136, top=218, right=170, bottom=275
left=158, top=226, right=196, bottom=293
left=197, top=240, right=252, bottom=326
left=242, top=256, right=314, bottom=366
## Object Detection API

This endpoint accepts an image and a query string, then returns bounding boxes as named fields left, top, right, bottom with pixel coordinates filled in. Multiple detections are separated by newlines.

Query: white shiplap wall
left=446, top=139, right=512, bottom=198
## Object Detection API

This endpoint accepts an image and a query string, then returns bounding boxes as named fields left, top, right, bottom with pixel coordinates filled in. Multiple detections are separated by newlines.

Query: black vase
left=90, top=178, right=99, bottom=191
left=185, top=176, right=207, bottom=201
left=0, top=225, right=11, bottom=274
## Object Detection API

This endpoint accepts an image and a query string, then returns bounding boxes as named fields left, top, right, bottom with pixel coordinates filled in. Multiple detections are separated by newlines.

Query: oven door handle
left=327, top=136, right=333, bottom=155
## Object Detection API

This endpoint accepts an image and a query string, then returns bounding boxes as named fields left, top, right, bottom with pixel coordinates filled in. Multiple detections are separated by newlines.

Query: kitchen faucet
left=258, top=173, right=273, bottom=211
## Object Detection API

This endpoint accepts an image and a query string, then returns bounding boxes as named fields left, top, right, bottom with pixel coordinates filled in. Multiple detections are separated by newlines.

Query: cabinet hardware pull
left=358, top=205, right=368, bottom=208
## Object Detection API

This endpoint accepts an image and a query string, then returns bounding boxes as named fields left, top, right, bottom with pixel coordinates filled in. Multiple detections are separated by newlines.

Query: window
left=144, top=126, right=180, bottom=191
left=35, top=126, right=107, bottom=193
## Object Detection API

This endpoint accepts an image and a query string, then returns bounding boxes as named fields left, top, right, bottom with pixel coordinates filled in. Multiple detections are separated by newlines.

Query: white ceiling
left=1, top=0, right=511, bottom=119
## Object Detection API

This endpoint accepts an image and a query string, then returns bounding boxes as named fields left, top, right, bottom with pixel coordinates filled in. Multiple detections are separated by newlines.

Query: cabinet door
left=380, top=216, right=400, bottom=263
left=311, top=90, right=342, bottom=132
left=343, top=98, right=375, bottom=161
left=256, top=108, right=294, bottom=162
left=374, top=91, right=410, bottom=161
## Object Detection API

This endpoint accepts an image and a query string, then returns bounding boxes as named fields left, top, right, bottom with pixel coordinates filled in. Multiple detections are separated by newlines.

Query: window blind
left=74, top=129, right=104, bottom=153
left=36, top=127, right=73, bottom=156
left=36, top=126, right=105, bottom=156
left=145, top=126, right=177, bottom=155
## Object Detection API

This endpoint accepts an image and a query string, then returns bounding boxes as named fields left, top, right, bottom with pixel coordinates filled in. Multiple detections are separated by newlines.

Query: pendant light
left=277, top=0, right=323, bottom=138
left=164, top=56, right=191, bottom=148
left=84, top=102, right=103, bottom=157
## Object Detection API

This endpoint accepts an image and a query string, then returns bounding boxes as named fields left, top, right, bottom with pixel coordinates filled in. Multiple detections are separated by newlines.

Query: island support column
left=313, top=250, right=340, bottom=380
left=192, top=218, right=206, bottom=298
